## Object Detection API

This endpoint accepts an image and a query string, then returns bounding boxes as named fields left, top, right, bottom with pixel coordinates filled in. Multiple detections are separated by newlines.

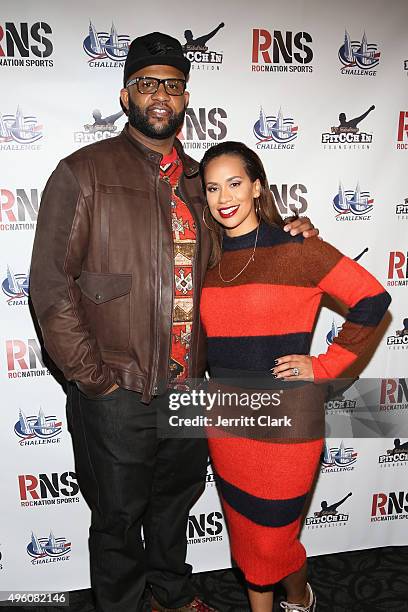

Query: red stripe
left=319, top=257, right=385, bottom=308
left=311, top=342, right=356, bottom=379
left=208, top=437, right=322, bottom=499
left=223, top=501, right=306, bottom=585
left=200, top=284, right=322, bottom=337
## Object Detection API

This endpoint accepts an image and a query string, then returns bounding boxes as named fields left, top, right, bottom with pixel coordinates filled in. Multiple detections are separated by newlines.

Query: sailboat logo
left=27, top=531, right=71, bottom=561
left=333, top=182, right=374, bottom=218
left=83, top=21, right=130, bottom=62
left=2, top=266, right=29, bottom=303
left=0, top=107, right=42, bottom=144
left=254, top=106, right=298, bottom=144
left=322, top=441, right=358, bottom=467
left=339, top=30, right=380, bottom=71
left=14, top=408, right=62, bottom=443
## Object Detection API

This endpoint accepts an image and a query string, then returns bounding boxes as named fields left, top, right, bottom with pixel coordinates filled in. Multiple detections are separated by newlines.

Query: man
left=30, top=32, right=317, bottom=612
left=183, top=23, right=224, bottom=51
left=337, top=105, right=375, bottom=131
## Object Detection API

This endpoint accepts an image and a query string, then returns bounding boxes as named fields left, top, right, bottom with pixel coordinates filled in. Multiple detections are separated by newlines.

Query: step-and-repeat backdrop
left=1, top=0, right=408, bottom=594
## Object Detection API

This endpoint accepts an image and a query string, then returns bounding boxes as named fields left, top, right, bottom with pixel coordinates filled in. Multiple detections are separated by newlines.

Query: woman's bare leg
left=281, top=562, right=310, bottom=605
left=247, top=588, right=273, bottom=612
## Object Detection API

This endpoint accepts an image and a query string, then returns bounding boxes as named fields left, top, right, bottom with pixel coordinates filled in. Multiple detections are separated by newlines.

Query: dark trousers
left=66, top=384, right=208, bottom=612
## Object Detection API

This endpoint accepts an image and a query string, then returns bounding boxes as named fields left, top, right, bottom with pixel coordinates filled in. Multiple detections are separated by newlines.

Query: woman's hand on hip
left=271, top=355, right=314, bottom=380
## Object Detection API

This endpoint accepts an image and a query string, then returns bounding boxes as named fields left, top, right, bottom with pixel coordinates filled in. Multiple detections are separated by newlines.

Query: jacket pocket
left=76, top=271, right=132, bottom=351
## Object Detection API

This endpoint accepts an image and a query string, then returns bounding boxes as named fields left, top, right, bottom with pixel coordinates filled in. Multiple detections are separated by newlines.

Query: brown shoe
left=151, top=595, right=218, bottom=612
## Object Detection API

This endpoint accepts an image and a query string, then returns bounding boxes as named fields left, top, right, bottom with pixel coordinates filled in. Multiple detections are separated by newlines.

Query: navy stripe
left=244, top=579, right=276, bottom=592
left=347, top=291, right=391, bottom=326
left=207, top=333, right=311, bottom=371
left=217, top=474, right=307, bottom=527
left=222, top=222, right=303, bottom=252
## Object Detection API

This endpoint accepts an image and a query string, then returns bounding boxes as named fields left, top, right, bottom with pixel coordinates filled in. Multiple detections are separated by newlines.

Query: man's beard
left=128, top=97, right=185, bottom=140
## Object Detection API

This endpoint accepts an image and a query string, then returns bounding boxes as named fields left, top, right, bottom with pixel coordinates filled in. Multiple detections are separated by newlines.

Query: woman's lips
left=218, top=205, right=239, bottom=218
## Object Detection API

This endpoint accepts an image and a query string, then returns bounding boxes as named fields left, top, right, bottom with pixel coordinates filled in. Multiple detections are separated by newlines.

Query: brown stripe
left=301, top=237, right=343, bottom=285
left=205, top=238, right=343, bottom=288
left=206, top=379, right=326, bottom=441
left=333, top=321, right=378, bottom=355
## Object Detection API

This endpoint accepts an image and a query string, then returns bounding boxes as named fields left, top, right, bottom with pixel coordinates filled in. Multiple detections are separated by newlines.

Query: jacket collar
left=120, top=123, right=199, bottom=177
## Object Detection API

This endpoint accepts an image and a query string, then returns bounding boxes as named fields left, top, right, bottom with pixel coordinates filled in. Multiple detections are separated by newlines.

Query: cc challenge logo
left=322, top=105, right=375, bottom=150
left=254, top=106, right=298, bottom=150
left=27, top=531, right=71, bottom=565
left=333, top=182, right=373, bottom=221
left=2, top=266, right=29, bottom=305
left=321, top=440, right=358, bottom=473
left=325, top=319, right=341, bottom=346
left=74, top=108, right=124, bottom=145
left=178, top=107, right=227, bottom=151
left=83, top=21, right=130, bottom=67
left=252, top=28, right=313, bottom=73
left=182, top=23, right=224, bottom=70
left=14, top=408, right=62, bottom=446
left=0, top=21, right=53, bottom=67
left=339, top=30, right=380, bottom=76
left=0, top=106, right=42, bottom=150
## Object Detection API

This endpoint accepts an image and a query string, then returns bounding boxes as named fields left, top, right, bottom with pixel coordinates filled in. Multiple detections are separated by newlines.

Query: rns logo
left=270, top=184, right=308, bottom=216
left=188, top=511, right=224, bottom=544
left=0, top=22, right=53, bottom=66
left=371, top=491, right=408, bottom=521
left=179, top=108, right=227, bottom=150
left=19, top=472, right=80, bottom=507
left=387, top=252, right=408, bottom=287
left=252, top=29, right=313, bottom=73
left=397, top=111, right=408, bottom=149
left=380, top=378, right=408, bottom=409
left=0, top=188, right=40, bottom=231
left=6, top=339, right=50, bottom=378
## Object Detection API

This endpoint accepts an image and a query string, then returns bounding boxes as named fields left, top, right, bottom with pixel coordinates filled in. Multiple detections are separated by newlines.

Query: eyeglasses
left=125, top=76, right=187, bottom=96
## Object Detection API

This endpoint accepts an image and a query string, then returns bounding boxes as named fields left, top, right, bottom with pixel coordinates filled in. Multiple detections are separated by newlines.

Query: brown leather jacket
left=30, top=125, right=211, bottom=402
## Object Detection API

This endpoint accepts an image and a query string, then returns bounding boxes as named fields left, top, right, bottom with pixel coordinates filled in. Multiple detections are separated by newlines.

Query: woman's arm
left=272, top=237, right=391, bottom=380
left=305, top=237, right=390, bottom=379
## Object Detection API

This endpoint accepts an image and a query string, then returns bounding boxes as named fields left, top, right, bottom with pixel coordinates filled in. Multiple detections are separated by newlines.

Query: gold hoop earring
left=255, top=197, right=260, bottom=218
left=202, top=205, right=215, bottom=231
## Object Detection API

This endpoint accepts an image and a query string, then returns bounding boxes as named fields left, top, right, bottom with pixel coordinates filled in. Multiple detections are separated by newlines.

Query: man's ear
left=120, top=88, right=129, bottom=114
left=184, top=91, right=190, bottom=109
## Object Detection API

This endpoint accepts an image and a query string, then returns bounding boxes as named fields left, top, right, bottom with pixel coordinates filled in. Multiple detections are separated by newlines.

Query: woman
left=198, top=141, right=391, bottom=612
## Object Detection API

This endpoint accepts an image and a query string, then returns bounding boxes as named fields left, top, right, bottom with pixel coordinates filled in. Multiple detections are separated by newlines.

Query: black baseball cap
left=123, top=32, right=190, bottom=86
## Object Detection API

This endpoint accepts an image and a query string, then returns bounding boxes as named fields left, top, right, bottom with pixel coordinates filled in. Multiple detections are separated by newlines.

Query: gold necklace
left=218, top=223, right=260, bottom=283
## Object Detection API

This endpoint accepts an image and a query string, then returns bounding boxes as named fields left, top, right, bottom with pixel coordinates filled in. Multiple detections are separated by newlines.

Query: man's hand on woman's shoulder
left=284, top=216, right=319, bottom=238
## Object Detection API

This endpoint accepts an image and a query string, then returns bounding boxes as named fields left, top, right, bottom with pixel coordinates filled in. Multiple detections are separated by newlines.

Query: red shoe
left=152, top=595, right=218, bottom=612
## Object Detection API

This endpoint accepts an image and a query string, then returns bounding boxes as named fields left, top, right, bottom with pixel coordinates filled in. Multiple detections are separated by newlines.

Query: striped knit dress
left=200, top=221, right=390, bottom=590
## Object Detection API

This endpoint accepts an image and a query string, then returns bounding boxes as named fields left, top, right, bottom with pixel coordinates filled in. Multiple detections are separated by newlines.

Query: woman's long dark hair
left=199, top=141, right=284, bottom=267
